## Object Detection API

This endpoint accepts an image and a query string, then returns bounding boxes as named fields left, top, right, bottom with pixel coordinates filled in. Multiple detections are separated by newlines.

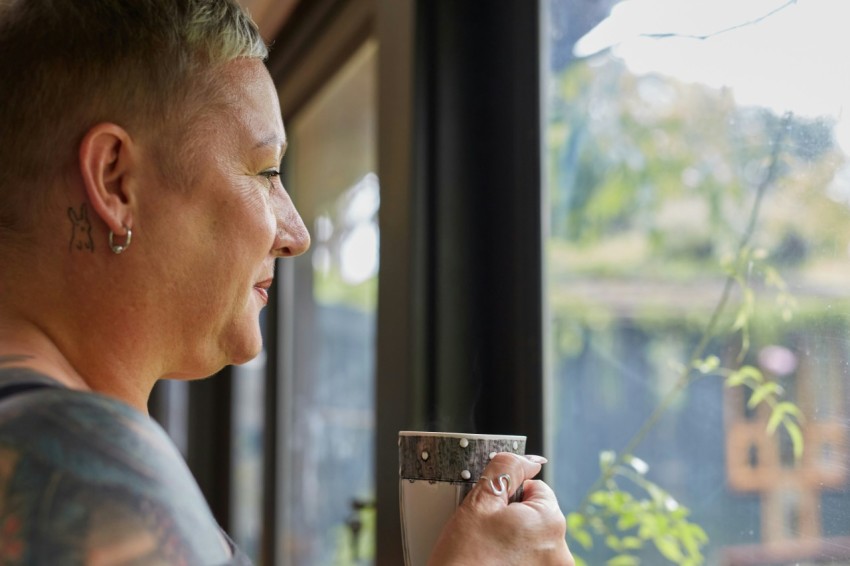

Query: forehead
left=208, top=59, right=286, bottom=153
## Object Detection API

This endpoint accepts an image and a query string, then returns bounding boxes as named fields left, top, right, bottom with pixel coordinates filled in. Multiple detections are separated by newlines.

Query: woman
left=0, top=0, right=573, bottom=564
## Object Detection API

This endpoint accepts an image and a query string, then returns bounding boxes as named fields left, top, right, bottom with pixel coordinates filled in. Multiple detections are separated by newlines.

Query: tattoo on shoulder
left=0, top=356, right=34, bottom=367
left=0, top=445, right=196, bottom=564
left=67, top=203, right=94, bottom=253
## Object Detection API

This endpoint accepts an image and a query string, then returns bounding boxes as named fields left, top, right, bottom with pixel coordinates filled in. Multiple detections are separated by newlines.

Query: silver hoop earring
left=109, top=225, right=132, bottom=254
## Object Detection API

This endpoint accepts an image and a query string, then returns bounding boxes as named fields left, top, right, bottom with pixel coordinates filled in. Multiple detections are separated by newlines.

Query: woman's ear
left=78, top=123, right=135, bottom=235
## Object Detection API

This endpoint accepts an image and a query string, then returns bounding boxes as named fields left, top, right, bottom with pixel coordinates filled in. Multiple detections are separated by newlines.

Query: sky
left=572, top=0, right=850, bottom=152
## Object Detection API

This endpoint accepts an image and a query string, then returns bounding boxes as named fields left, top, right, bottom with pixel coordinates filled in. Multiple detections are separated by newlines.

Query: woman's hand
left=428, top=453, right=574, bottom=566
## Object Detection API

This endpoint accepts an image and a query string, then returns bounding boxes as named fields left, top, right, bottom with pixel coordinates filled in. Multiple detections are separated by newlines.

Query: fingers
left=510, top=480, right=572, bottom=564
left=520, top=480, right=569, bottom=540
left=465, top=452, right=543, bottom=510
left=519, top=477, right=563, bottom=513
left=434, top=454, right=574, bottom=566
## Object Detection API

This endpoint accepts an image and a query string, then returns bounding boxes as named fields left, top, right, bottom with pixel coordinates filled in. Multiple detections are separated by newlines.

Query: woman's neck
left=0, top=316, right=152, bottom=415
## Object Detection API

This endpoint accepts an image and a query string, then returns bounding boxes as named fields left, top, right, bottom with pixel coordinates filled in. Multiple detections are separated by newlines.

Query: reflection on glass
left=545, top=1, right=850, bottom=564
left=280, top=40, right=378, bottom=566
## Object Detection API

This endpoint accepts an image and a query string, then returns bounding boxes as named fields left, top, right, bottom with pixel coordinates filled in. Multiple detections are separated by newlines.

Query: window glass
left=231, top=352, right=266, bottom=562
left=545, top=1, right=850, bottom=564
left=279, top=40, right=378, bottom=566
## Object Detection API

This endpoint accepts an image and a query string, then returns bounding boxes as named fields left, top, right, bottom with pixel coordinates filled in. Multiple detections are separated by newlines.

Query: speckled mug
left=398, top=431, right=527, bottom=566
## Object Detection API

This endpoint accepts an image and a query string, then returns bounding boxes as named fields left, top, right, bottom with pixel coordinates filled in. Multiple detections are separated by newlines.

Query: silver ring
left=480, top=473, right=511, bottom=497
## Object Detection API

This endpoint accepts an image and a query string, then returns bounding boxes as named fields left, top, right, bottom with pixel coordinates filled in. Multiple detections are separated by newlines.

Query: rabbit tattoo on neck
left=68, top=204, right=94, bottom=253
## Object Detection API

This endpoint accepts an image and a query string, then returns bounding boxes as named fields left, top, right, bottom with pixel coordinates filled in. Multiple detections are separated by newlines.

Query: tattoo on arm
left=67, top=204, right=94, bottom=253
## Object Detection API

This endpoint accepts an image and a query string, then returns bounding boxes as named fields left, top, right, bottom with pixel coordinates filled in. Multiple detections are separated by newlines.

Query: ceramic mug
left=398, top=431, right=527, bottom=566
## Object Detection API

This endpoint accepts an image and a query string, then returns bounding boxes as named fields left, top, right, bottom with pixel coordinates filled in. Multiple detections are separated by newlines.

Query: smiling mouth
left=254, top=279, right=273, bottom=304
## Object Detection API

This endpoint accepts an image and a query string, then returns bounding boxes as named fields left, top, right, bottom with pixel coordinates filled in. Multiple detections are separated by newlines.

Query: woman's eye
left=259, top=169, right=281, bottom=190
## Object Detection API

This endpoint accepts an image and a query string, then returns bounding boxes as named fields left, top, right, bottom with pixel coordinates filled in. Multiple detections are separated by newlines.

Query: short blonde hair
left=0, top=0, right=268, bottom=233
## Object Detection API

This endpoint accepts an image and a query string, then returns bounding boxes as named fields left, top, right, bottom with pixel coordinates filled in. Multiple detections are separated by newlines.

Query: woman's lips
left=254, top=278, right=273, bottom=304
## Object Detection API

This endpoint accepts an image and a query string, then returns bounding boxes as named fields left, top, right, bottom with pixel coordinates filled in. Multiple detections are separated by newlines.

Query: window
left=231, top=352, right=266, bottom=560
left=545, top=1, right=850, bottom=563
left=277, top=40, right=379, bottom=565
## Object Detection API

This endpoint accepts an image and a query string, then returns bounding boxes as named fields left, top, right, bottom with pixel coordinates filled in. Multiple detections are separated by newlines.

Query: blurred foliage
left=314, top=269, right=378, bottom=312
left=548, top=57, right=848, bottom=287
left=565, top=346, right=805, bottom=565
left=332, top=503, right=376, bottom=565
left=547, top=29, right=848, bottom=566
left=720, top=363, right=805, bottom=460
left=568, top=453, right=708, bottom=566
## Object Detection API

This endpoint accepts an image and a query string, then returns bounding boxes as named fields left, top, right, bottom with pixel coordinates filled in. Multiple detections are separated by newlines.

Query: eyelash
left=259, top=169, right=281, bottom=191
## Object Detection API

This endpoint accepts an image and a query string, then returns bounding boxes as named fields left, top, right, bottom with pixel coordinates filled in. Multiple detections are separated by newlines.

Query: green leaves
left=569, top=248, right=806, bottom=565
left=724, top=365, right=805, bottom=463
left=607, top=555, right=640, bottom=565
left=731, top=285, right=755, bottom=333
left=568, top=454, right=708, bottom=565
left=767, top=401, right=805, bottom=460
left=567, top=512, right=594, bottom=550
left=600, top=450, right=617, bottom=473
left=783, top=418, right=805, bottom=461
left=725, top=365, right=763, bottom=388
left=547, top=32, right=825, bottom=566
left=767, top=401, right=803, bottom=433
left=692, top=355, right=720, bottom=375
left=747, top=381, right=783, bottom=409
left=726, top=247, right=799, bottom=362
left=567, top=355, right=805, bottom=565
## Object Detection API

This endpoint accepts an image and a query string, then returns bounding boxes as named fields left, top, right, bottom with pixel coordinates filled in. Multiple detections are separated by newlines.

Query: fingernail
left=525, top=454, right=548, bottom=464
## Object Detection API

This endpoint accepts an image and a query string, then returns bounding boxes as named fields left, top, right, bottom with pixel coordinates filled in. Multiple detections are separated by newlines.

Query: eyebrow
left=253, top=135, right=287, bottom=158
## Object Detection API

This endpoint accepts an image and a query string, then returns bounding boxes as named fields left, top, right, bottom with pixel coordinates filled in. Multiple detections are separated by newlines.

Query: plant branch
left=640, top=0, right=797, bottom=41
left=576, top=113, right=792, bottom=514
left=578, top=1, right=797, bottom=63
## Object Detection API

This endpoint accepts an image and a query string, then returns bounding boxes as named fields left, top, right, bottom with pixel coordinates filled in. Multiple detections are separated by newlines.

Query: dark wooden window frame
left=160, top=1, right=549, bottom=563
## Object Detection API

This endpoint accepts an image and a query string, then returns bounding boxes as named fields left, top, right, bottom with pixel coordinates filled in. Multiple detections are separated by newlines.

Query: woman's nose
left=273, top=191, right=311, bottom=258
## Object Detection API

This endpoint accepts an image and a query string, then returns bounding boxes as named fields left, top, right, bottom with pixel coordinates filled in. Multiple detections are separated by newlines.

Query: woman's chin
left=224, top=332, right=264, bottom=367
left=175, top=345, right=261, bottom=379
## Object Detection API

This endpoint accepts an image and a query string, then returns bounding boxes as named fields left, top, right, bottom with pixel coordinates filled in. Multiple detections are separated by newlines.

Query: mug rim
left=398, top=430, right=526, bottom=441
